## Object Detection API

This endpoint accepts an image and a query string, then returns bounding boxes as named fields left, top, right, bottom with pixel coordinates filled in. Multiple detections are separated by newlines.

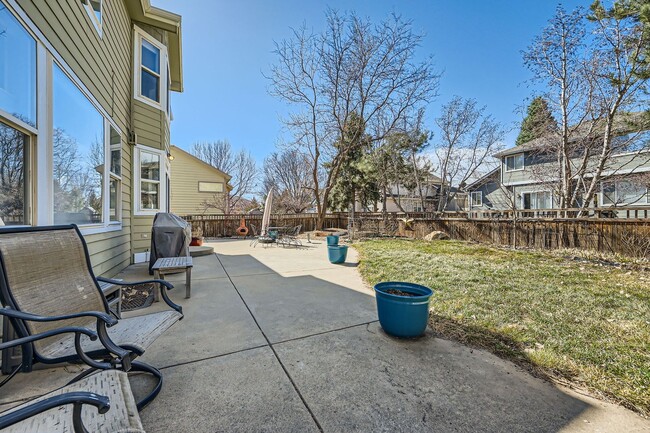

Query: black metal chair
left=0, top=313, right=145, bottom=432
left=0, top=225, right=183, bottom=410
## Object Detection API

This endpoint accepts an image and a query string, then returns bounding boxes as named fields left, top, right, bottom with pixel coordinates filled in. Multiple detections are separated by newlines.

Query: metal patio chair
left=277, top=225, right=302, bottom=248
left=0, top=225, right=184, bottom=410
left=249, top=223, right=274, bottom=248
left=0, top=314, right=145, bottom=433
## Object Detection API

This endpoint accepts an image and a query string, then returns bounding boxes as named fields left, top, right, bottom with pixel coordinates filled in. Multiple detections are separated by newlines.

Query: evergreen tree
left=515, top=97, right=558, bottom=145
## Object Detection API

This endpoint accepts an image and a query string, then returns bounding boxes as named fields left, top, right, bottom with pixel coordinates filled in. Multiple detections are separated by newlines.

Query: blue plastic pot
left=327, top=245, right=348, bottom=264
left=374, top=282, right=433, bottom=338
left=326, top=235, right=339, bottom=246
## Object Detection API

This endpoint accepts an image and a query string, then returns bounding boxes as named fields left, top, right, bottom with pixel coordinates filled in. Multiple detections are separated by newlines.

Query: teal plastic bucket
left=374, top=282, right=433, bottom=338
left=326, top=235, right=339, bottom=246
left=327, top=245, right=348, bottom=264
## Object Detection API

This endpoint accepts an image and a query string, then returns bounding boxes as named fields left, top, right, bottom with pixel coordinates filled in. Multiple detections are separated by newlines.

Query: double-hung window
left=135, top=147, right=167, bottom=214
left=470, top=191, right=483, bottom=207
left=134, top=27, right=168, bottom=110
left=109, top=126, right=121, bottom=222
left=505, top=153, right=524, bottom=172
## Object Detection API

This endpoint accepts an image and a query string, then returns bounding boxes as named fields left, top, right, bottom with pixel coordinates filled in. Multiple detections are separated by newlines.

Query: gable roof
left=464, top=166, right=501, bottom=191
left=126, top=0, right=183, bottom=92
left=170, top=145, right=233, bottom=187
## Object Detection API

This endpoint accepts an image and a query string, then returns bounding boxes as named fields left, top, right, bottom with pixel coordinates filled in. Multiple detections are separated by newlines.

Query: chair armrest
left=0, top=307, right=130, bottom=371
left=97, top=277, right=183, bottom=316
left=0, top=392, right=110, bottom=431
left=0, top=324, right=97, bottom=351
left=0, top=307, right=117, bottom=327
left=97, top=276, right=174, bottom=291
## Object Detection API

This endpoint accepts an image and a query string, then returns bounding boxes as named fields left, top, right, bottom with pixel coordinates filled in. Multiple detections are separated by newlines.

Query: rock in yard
left=424, top=230, right=449, bottom=241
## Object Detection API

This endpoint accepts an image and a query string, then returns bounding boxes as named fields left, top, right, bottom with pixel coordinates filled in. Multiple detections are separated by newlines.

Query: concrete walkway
left=1, top=239, right=648, bottom=432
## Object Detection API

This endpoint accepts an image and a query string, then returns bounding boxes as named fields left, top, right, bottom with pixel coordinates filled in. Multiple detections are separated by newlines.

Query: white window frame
left=2, top=1, right=123, bottom=234
left=134, top=145, right=168, bottom=215
left=133, top=26, right=169, bottom=111
left=107, top=125, right=122, bottom=224
left=470, top=191, right=483, bottom=207
left=81, top=0, right=102, bottom=37
left=505, top=153, right=525, bottom=172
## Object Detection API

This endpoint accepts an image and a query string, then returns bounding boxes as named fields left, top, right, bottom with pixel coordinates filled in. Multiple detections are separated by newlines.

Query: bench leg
left=185, top=268, right=191, bottom=299
left=153, top=270, right=161, bottom=302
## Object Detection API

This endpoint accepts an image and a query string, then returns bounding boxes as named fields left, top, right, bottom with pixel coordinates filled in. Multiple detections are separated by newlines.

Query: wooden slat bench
left=152, top=256, right=193, bottom=299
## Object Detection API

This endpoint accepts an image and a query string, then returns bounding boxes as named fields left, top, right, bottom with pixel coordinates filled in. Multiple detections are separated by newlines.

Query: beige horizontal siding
left=170, top=149, right=229, bottom=215
left=16, top=0, right=133, bottom=277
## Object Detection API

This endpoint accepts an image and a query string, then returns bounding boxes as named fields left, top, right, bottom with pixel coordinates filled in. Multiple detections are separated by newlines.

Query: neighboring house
left=466, top=126, right=650, bottom=211
left=464, top=167, right=513, bottom=211
left=0, top=0, right=183, bottom=274
left=169, top=145, right=232, bottom=215
left=373, top=174, right=465, bottom=212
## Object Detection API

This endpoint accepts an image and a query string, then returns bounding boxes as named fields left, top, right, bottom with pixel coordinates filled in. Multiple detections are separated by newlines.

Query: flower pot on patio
left=327, top=245, right=348, bottom=264
left=326, top=235, right=339, bottom=246
left=374, top=282, right=433, bottom=338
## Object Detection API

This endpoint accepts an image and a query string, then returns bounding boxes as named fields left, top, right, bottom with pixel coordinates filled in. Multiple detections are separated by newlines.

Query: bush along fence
left=180, top=206, right=650, bottom=259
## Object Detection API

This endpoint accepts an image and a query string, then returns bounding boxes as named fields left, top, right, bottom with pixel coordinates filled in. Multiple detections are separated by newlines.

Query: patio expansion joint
left=214, top=253, right=325, bottom=433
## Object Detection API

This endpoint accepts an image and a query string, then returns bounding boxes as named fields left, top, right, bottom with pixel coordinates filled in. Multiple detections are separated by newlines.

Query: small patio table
left=152, top=256, right=193, bottom=299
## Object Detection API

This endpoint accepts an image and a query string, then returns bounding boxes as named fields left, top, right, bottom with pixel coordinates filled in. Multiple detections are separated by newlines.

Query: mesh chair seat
left=41, top=310, right=182, bottom=361
left=1, top=370, right=144, bottom=433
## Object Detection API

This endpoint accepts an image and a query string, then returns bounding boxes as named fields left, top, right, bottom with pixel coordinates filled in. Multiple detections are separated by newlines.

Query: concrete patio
left=1, top=238, right=648, bottom=432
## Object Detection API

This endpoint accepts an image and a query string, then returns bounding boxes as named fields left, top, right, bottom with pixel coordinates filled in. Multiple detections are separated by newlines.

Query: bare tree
left=432, top=96, right=506, bottom=212
left=268, top=10, right=440, bottom=229
left=262, top=149, right=315, bottom=213
left=523, top=4, right=650, bottom=213
left=192, top=140, right=257, bottom=213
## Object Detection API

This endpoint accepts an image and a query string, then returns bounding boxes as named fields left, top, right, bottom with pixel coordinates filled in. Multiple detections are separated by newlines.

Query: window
left=0, top=6, right=36, bottom=127
left=522, top=191, right=551, bottom=209
left=134, top=28, right=168, bottom=109
left=53, top=64, right=104, bottom=225
left=505, top=153, right=524, bottom=172
left=602, top=182, right=615, bottom=205
left=109, top=126, right=121, bottom=222
left=470, top=191, right=483, bottom=207
left=198, top=181, right=224, bottom=193
left=0, top=122, right=29, bottom=226
left=82, top=0, right=102, bottom=35
left=135, top=147, right=167, bottom=214
left=602, top=180, right=646, bottom=205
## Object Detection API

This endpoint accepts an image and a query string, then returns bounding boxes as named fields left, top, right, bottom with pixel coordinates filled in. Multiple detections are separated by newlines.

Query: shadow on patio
left=2, top=240, right=645, bottom=432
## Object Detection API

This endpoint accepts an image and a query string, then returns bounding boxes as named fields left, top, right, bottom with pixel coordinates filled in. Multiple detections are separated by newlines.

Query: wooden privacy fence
left=181, top=213, right=346, bottom=238
left=180, top=208, right=650, bottom=259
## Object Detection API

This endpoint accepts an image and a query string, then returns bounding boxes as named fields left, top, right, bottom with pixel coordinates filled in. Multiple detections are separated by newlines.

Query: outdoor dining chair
left=0, top=225, right=184, bottom=410
left=0, top=312, right=145, bottom=433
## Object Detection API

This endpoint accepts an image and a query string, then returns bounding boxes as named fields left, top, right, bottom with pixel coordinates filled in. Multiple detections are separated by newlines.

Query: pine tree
left=516, top=97, right=558, bottom=145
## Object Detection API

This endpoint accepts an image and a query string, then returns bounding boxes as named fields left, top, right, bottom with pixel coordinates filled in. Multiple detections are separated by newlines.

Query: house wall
left=15, top=0, right=133, bottom=276
left=170, top=148, right=229, bottom=215
left=469, top=181, right=513, bottom=210
left=501, top=148, right=650, bottom=209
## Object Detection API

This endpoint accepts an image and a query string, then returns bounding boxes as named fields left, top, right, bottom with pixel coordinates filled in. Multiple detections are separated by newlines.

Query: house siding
left=170, top=147, right=229, bottom=215
left=15, top=0, right=133, bottom=276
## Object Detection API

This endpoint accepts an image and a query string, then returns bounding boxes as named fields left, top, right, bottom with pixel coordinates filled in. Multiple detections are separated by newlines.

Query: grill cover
left=149, top=213, right=191, bottom=274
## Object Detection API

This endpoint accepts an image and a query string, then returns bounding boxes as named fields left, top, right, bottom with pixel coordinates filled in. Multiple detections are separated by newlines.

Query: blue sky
left=153, top=0, right=588, bottom=164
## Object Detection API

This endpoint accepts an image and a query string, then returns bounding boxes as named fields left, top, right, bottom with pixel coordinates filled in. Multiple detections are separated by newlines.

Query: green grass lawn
left=354, top=239, right=650, bottom=416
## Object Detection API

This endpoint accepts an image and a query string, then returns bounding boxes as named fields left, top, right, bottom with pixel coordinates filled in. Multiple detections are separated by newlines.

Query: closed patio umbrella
left=261, top=187, right=273, bottom=236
